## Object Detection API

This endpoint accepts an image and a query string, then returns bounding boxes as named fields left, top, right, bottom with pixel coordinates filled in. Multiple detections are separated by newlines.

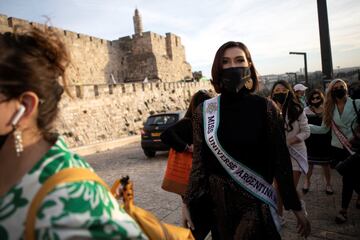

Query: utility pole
left=317, top=0, right=333, bottom=88
left=286, top=72, right=298, bottom=84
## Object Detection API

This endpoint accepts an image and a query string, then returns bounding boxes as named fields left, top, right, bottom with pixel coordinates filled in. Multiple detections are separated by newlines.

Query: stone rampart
left=1, top=15, right=117, bottom=85
left=56, top=81, right=213, bottom=148
left=0, top=14, right=193, bottom=85
left=0, top=13, right=203, bottom=150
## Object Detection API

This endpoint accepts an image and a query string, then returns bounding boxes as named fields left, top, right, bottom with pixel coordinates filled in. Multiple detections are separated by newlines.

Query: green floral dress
left=0, top=137, right=147, bottom=240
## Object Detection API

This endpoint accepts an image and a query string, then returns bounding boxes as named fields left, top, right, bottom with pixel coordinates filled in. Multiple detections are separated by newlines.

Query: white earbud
left=11, top=105, right=26, bottom=126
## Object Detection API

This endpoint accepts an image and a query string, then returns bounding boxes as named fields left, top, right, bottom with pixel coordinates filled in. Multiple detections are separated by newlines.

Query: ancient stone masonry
left=133, top=9, right=143, bottom=35
left=0, top=9, right=192, bottom=85
left=0, top=10, right=202, bottom=148
left=115, top=31, right=192, bottom=83
left=57, top=81, right=212, bottom=148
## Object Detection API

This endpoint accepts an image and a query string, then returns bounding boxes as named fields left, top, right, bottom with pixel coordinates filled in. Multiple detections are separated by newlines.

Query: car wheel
left=144, top=149, right=156, bottom=158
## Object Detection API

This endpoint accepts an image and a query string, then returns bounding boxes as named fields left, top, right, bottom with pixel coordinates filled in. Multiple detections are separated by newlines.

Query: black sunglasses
left=311, top=96, right=321, bottom=101
left=333, top=86, right=345, bottom=91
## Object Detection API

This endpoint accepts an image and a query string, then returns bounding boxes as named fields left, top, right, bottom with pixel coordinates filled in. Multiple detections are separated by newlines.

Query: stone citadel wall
left=57, top=81, right=212, bottom=148
left=0, top=13, right=203, bottom=150
left=0, top=14, right=192, bottom=85
left=0, top=14, right=117, bottom=85
left=116, top=31, right=192, bottom=83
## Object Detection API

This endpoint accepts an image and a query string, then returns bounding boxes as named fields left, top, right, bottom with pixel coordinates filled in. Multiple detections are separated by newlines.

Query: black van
left=141, top=111, right=185, bottom=157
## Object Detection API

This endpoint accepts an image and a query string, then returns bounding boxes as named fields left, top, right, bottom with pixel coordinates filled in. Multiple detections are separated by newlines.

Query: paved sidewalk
left=280, top=166, right=360, bottom=240
left=194, top=166, right=360, bottom=240
left=72, top=135, right=140, bottom=156
left=86, top=143, right=359, bottom=240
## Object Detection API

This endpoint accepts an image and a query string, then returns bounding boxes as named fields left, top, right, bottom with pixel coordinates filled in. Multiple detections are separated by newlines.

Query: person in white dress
left=271, top=80, right=310, bottom=225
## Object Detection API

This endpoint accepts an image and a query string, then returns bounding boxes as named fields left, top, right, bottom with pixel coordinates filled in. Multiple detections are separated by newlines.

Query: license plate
left=151, top=132, right=161, bottom=137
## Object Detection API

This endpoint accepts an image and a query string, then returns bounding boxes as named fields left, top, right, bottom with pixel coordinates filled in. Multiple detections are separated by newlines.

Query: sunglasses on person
left=311, top=96, right=321, bottom=101
left=332, top=86, right=345, bottom=91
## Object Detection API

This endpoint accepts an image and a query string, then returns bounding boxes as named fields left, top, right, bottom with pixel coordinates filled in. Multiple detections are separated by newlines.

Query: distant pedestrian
left=349, top=81, right=360, bottom=100
left=303, top=89, right=333, bottom=195
left=293, top=83, right=308, bottom=108
left=183, top=41, right=310, bottom=239
left=271, top=80, right=310, bottom=225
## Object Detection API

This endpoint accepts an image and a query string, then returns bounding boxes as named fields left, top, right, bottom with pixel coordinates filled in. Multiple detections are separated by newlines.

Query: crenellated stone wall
left=115, top=31, right=192, bottom=83
left=0, top=13, right=203, bottom=151
left=56, top=81, right=213, bottom=148
left=2, top=15, right=117, bottom=85
left=0, top=14, right=193, bottom=85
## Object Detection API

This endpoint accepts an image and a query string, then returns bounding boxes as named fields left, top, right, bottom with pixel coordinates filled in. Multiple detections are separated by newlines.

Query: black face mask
left=311, top=101, right=323, bottom=108
left=332, top=88, right=346, bottom=99
left=220, top=67, right=251, bottom=93
left=273, top=93, right=288, bottom=105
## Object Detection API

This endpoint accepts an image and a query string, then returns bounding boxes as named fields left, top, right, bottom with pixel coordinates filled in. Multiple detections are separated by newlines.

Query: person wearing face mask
left=310, top=79, right=360, bottom=224
left=182, top=42, right=310, bottom=239
left=294, top=84, right=308, bottom=108
left=303, top=89, right=333, bottom=195
left=0, top=27, right=147, bottom=239
left=160, top=89, right=214, bottom=240
left=270, top=80, right=310, bottom=226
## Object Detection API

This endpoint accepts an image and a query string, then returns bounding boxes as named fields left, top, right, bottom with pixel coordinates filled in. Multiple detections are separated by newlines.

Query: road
left=85, top=142, right=183, bottom=225
left=85, top=141, right=360, bottom=240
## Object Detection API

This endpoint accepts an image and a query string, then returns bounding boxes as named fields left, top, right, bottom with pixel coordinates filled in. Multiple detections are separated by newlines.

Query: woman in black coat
left=161, top=89, right=213, bottom=240
left=183, top=41, right=310, bottom=240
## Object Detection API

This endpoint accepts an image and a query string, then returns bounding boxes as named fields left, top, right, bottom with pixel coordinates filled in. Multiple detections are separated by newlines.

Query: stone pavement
left=85, top=141, right=360, bottom=240
left=281, top=166, right=360, bottom=240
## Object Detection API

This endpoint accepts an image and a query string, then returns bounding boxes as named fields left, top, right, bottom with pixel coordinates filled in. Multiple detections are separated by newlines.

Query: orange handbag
left=161, top=148, right=193, bottom=196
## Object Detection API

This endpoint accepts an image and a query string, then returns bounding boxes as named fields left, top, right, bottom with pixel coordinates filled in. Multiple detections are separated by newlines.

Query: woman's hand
left=182, top=203, right=195, bottom=230
left=293, top=210, right=311, bottom=238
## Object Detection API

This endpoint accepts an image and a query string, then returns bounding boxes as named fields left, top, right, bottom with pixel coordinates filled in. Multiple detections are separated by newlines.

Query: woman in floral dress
left=0, top=26, right=146, bottom=239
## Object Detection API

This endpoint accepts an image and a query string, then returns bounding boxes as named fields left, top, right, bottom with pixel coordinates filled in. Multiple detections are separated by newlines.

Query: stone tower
left=0, top=12, right=192, bottom=84
left=133, top=8, right=143, bottom=35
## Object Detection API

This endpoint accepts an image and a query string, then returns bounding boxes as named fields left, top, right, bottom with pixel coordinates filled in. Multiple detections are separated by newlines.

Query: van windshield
left=146, top=114, right=178, bottom=126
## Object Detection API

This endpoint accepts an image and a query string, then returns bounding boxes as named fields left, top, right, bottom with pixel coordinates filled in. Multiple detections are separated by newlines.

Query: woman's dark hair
left=306, top=89, right=325, bottom=105
left=185, top=90, right=213, bottom=119
left=0, top=26, right=70, bottom=140
left=348, top=82, right=360, bottom=100
left=271, top=80, right=303, bottom=132
left=211, top=41, right=258, bottom=93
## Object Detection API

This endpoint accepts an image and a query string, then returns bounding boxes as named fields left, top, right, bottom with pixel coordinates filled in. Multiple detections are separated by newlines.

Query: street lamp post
left=286, top=72, right=298, bottom=84
left=289, top=52, right=308, bottom=85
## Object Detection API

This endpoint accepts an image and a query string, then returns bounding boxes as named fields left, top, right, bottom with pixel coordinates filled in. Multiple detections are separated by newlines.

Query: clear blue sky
left=1, top=0, right=359, bottom=77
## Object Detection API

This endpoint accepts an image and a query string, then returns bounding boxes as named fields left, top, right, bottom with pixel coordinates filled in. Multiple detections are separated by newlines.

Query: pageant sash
left=203, top=96, right=280, bottom=232
left=288, top=145, right=309, bottom=174
left=331, top=120, right=355, bottom=155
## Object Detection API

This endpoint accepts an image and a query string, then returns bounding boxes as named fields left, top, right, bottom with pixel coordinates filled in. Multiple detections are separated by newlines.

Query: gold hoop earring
left=245, top=79, right=253, bottom=90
